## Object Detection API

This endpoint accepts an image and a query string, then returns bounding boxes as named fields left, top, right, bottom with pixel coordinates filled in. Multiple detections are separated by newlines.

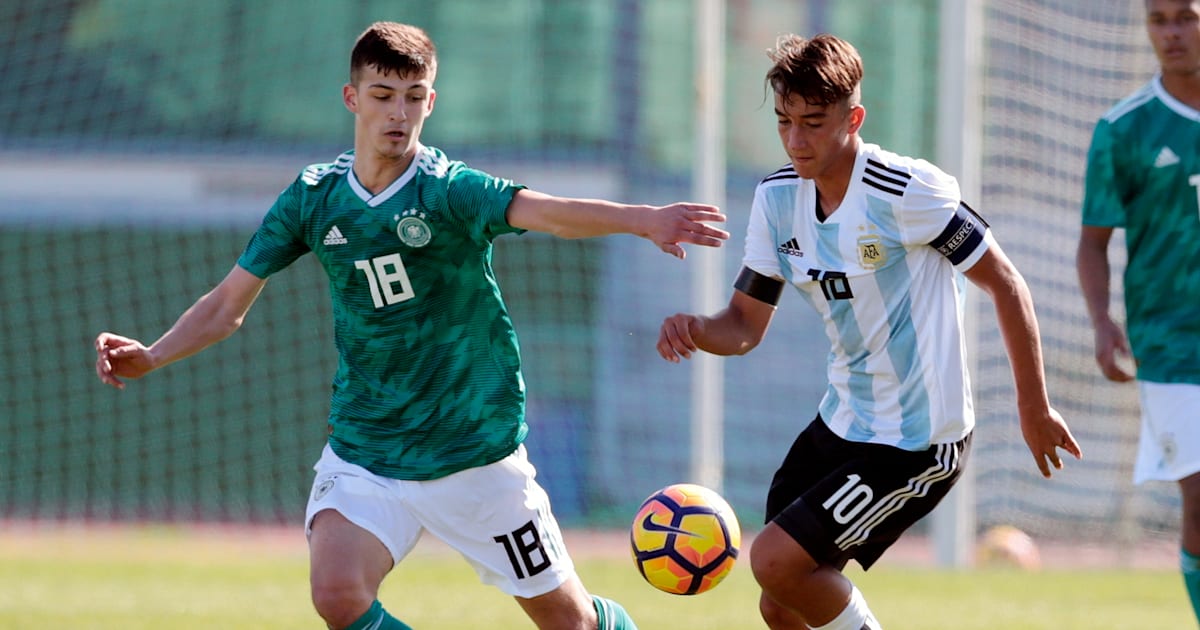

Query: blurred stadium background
left=0, top=0, right=1172, bottom=563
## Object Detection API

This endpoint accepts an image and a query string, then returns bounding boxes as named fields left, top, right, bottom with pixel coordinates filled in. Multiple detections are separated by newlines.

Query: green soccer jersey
left=1082, top=76, right=1200, bottom=384
left=238, top=145, right=528, bottom=479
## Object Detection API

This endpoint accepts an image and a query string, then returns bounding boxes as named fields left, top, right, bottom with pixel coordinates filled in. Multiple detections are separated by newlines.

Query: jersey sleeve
left=1081, top=119, right=1125, bottom=228
left=900, top=164, right=991, bottom=272
left=740, top=184, right=785, bottom=280
left=236, top=178, right=311, bottom=278
left=444, top=163, right=527, bottom=241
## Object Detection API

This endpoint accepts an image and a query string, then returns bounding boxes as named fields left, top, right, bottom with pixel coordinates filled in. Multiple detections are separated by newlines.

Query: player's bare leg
left=759, top=591, right=812, bottom=629
left=1178, top=472, right=1200, bottom=623
left=516, top=576, right=596, bottom=629
left=751, top=523, right=879, bottom=630
left=308, top=509, right=404, bottom=629
left=516, top=575, right=637, bottom=630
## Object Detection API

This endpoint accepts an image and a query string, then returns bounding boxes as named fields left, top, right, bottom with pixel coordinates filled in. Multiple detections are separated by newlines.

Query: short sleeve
left=740, top=185, right=785, bottom=280
left=445, top=163, right=528, bottom=241
left=1081, top=119, right=1125, bottom=228
left=895, top=164, right=963, bottom=245
left=237, top=179, right=311, bottom=278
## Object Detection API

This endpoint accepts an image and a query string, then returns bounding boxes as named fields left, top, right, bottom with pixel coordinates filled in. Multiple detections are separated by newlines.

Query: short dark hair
left=765, top=33, right=863, bottom=107
left=350, top=22, right=437, bottom=84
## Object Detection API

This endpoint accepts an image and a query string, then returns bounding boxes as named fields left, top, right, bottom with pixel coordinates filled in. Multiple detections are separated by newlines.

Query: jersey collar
left=346, top=144, right=425, bottom=207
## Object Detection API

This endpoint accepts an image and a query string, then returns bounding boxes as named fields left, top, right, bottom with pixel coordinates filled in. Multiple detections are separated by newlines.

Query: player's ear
left=848, top=104, right=866, bottom=134
left=343, top=83, right=358, bottom=113
left=425, top=88, right=437, bottom=116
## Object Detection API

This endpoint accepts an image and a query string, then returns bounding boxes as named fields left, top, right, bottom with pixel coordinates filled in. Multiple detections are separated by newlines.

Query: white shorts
left=304, top=443, right=576, bottom=598
left=1133, top=382, right=1200, bottom=484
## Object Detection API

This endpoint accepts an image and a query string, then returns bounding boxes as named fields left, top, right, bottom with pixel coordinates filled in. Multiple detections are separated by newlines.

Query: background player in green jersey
left=1077, top=0, right=1200, bottom=623
left=93, top=21, right=728, bottom=630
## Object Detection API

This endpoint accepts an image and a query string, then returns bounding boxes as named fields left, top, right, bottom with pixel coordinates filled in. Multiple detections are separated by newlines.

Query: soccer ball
left=629, top=483, right=741, bottom=595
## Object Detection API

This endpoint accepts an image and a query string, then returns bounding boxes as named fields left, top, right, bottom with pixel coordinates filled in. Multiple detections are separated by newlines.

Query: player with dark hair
left=94, top=21, right=728, bottom=630
left=657, top=33, right=1081, bottom=629
left=1077, top=0, right=1200, bottom=622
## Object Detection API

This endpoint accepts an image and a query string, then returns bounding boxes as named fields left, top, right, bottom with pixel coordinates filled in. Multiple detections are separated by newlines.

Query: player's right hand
left=657, top=313, right=704, bottom=362
left=1092, top=319, right=1135, bottom=382
left=94, top=332, right=154, bottom=389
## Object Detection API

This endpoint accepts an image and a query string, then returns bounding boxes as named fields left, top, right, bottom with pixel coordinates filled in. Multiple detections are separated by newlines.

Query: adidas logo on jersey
left=777, top=238, right=804, bottom=257
left=323, top=225, right=348, bottom=245
left=1154, top=146, right=1180, bottom=168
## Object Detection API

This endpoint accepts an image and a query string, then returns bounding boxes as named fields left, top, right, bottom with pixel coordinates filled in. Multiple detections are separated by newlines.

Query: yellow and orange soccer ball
left=629, top=483, right=741, bottom=595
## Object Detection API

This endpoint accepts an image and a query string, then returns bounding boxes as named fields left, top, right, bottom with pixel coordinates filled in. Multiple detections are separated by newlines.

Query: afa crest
left=857, top=233, right=886, bottom=269
left=396, top=208, right=432, bottom=247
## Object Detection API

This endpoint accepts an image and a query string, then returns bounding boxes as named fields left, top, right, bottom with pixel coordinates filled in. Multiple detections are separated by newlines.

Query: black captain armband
left=734, top=267, right=785, bottom=306
left=929, top=201, right=990, bottom=265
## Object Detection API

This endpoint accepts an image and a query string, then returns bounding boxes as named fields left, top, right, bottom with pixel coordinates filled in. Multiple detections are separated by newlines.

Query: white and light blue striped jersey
left=742, top=142, right=992, bottom=451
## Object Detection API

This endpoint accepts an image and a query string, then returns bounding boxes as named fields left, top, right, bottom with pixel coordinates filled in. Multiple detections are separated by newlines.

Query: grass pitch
left=0, top=524, right=1189, bottom=629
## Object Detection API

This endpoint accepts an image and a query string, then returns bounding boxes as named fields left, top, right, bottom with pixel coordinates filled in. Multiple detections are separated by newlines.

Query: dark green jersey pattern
left=238, top=145, right=528, bottom=479
left=1082, top=77, right=1200, bottom=384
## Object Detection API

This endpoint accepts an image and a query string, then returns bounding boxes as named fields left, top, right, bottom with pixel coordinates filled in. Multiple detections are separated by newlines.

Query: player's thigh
left=304, top=445, right=424, bottom=585
left=412, top=445, right=579, bottom=599
left=1135, top=382, right=1200, bottom=483
left=308, top=509, right=395, bottom=593
left=770, top=421, right=970, bottom=570
left=765, top=415, right=831, bottom=524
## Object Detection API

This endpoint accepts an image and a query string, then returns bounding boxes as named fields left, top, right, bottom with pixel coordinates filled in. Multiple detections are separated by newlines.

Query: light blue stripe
left=812, top=220, right=876, bottom=440
left=768, top=186, right=798, bottom=284
left=866, top=196, right=931, bottom=447
left=815, top=220, right=840, bottom=269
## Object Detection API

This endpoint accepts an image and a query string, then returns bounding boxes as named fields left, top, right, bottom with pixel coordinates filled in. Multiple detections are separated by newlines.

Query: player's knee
left=750, top=527, right=817, bottom=597
left=310, top=578, right=374, bottom=628
left=749, top=535, right=787, bottom=593
left=758, top=594, right=806, bottom=630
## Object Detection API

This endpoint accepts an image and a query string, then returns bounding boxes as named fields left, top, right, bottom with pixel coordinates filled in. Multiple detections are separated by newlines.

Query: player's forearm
left=557, top=200, right=654, bottom=239
left=511, top=190, right=652, bottom=239
left=1075, top=241, right=1114, bottom=328
left=146, top=292, right=246, bottom=370
left=990, top=278, right=1052, bottom=410
left=692, top=311, right=764, bottom=357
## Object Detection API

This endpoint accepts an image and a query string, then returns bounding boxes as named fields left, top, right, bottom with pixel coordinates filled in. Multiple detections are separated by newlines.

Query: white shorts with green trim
left=1134, top=382, right=1200, bottom=484
left=304, top=443, right=575, bottom=598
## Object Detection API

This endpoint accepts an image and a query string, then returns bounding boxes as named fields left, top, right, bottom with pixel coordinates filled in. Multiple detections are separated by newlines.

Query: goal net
left=973, top=0, right=1177, bottom=555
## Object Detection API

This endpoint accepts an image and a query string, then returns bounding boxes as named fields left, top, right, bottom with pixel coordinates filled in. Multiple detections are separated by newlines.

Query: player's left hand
left=1019, top=405, right=1082, bottom=478
left=647, top=203, right=729, bottom=259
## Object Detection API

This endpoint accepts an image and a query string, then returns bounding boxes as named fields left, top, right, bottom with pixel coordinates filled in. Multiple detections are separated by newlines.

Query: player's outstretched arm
left=964, top=245, right=1083, bottom=478
left=1076, top=225, right=1135, bottom=382
left=658, top=289, right=776, bottom=362
left=505, top=189, right=729, bottom=259
left=94, top=265, right=268, bottom=389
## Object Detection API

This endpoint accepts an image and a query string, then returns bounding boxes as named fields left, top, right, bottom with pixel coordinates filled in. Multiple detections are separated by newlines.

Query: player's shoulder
left=757, top=163, right=799, bottom=188
left=858, top=142, right=955, bottom=200
left=412, top=144, right=457, bottom=179
left=1099, top=78, right=1156, bottom=123
left=297, top=150, right=355, bottom=189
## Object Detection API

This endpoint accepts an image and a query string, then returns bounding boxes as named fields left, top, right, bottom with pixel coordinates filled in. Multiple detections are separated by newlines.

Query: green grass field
left=0, top=524, right=1189, bottom=629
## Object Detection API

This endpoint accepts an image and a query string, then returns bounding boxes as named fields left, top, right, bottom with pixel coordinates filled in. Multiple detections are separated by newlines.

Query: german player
left=94, top=21, right=728, bottom=630
left=1077, top=0, right=1200, bottom=622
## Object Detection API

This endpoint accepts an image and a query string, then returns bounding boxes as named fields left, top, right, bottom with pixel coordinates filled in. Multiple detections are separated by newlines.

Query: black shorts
left=765, top=415, right=971, bottom=570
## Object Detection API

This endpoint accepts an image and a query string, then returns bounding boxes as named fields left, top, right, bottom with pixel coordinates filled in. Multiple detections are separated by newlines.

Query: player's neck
left=813, top=152, right=856, bottom=220
left=353, top=150, right=416, bottom=195
left=1161, top=70, right=1200, bottom=110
